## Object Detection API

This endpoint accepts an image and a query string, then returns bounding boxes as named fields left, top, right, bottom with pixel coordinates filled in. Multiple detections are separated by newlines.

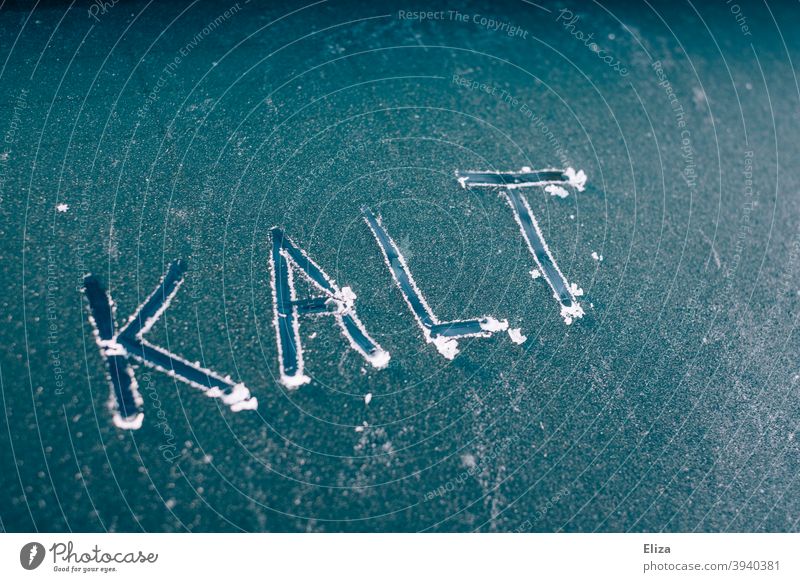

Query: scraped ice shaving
left=508, top=328, right=527, bottom=344
left=231, top=397, right=259, bottom=412
left=335, top=286, right=357, bottom=314
left=565, top=167, right=587, bottom=191
left=281, top=372, right=312, bottom=389
left=545, top=184, right=570, bottom=198
left=366, top=349, right=390, bottom=369
left=221, top=382, right=253, bottom=406
left=479, top=317, right=509, bottom=332
left=112, top=412, right=143, bottom=430
left=561, top=302, right=586, bottom=325
left=99, top=339, right=126, bottom=357
left=433, top=335, right=459, bottom=359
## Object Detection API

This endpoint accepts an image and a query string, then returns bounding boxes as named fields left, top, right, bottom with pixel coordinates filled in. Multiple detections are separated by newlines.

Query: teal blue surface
left=1, top=0, right=799, bottom=532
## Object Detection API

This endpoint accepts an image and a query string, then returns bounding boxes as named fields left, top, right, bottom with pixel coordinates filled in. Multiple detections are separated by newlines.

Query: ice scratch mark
left=363, top=207, right=510, bottom=359
left=457, top=167, right=586, bottom=325
left=699, top=227, right=721, bottom=270
left=82, top=260, right=257, bottom=430
left=456, top=167, right=586, bottom=191
left=505, top=190, right=584, bottom=324
left=270, top=228, right=389, bottom=388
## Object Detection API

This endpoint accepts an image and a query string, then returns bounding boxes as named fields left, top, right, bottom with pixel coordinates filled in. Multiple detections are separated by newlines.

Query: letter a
left=270, top=228, right=389, bottom=388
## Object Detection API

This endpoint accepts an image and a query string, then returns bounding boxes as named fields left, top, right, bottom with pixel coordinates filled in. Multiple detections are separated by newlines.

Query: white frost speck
left=591, top=251, right=603, bottom=262
left=530, top=268, right=541, bottom=279
left=56, top=203, right=69, bottom=212
left=364, top=392, right=373, bottom=405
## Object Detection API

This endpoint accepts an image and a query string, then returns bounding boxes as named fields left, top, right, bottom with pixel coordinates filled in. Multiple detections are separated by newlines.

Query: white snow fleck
left=591, top=251, right=603, bottom=262
left=364, top=392, right=373, bottom=405
left=56, top=203, right=69, bottom=213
